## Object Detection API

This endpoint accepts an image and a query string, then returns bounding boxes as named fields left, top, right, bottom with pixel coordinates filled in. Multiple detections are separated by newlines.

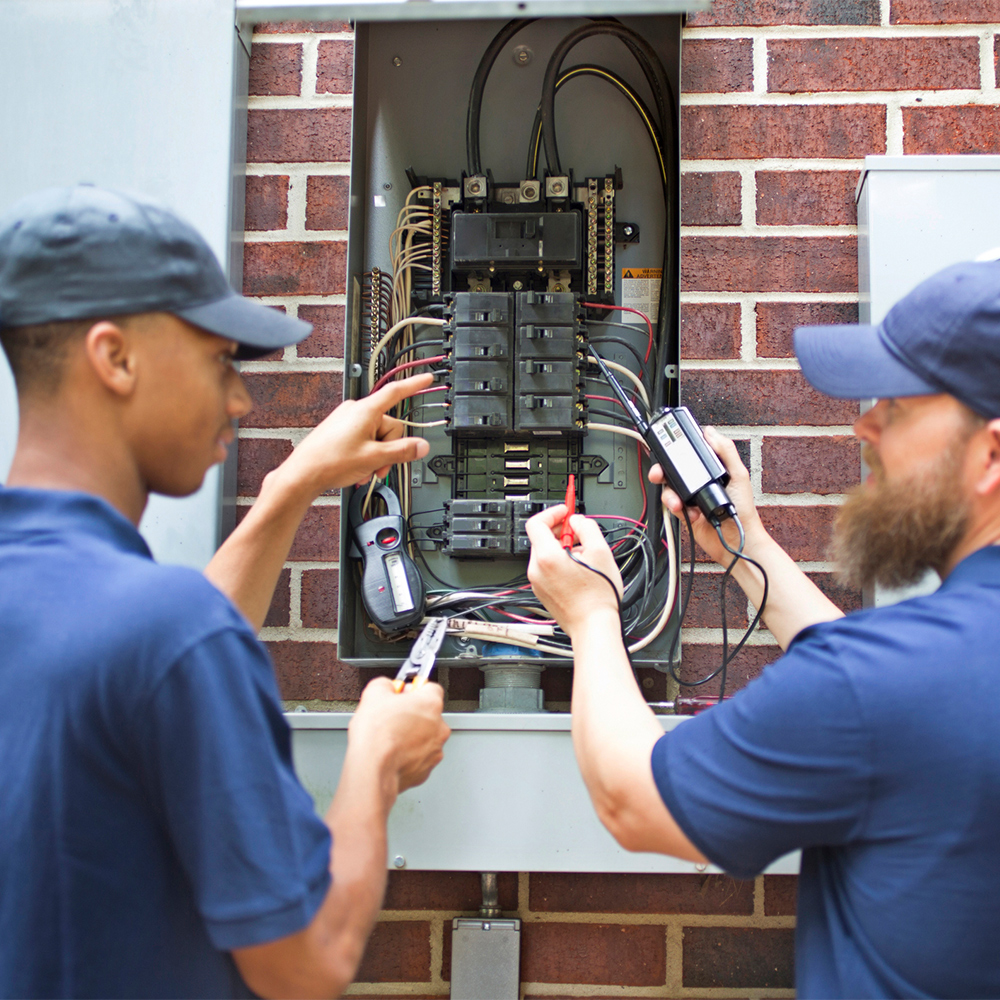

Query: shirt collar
left=0, top=486, right=152, bottom=559
left=940, top=544, right=1000, bottom=590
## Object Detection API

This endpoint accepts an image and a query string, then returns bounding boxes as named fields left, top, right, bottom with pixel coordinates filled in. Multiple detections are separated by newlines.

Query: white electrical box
left=856, top=155, right=1000, bottom=606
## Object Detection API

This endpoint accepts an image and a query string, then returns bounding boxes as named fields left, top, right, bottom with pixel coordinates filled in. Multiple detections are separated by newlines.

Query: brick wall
left=241, top=1, right=1000, bottom=994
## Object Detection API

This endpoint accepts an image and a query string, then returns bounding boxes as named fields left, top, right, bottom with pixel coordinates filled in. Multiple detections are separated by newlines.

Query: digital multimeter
left=348, top=482, right=426, bottom=631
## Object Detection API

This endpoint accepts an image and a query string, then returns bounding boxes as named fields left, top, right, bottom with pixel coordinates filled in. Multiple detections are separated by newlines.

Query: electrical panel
left=340, top=15, right=682, bottom=671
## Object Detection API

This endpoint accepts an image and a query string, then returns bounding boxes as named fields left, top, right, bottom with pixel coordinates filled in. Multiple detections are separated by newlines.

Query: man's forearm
left=570, top=611, right=704, bottom=861
left=204, top=467, right=314, bottom=632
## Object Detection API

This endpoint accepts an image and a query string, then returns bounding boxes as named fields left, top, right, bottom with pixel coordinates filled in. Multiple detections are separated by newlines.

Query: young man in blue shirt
left=526, top=260, right=1000, bottom=998
left=0, top=185, right=450, bottom=999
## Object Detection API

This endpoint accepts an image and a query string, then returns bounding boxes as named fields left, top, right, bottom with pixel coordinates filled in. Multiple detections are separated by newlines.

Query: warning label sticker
left=621, top=267, right=661, bottom=326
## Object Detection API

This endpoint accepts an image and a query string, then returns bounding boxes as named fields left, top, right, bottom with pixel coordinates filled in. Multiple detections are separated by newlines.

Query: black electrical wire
left=525, top=64, right=665, bottom=189
left=586, top=405, right=630, bottom=424
left=466, top=18, right=536, bottom=176
left=385, top=338, right=445, bottom=371
left=566, top=549, right=632, bottom=667
left=539, top=21, right=670, bottom=178
left=588, top=318, right=659, bottom=368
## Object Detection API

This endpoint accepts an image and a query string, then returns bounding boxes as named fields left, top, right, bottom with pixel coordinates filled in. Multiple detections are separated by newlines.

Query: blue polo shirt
left=0, top=488, right=332, bottom=999
left=653, top=545, right=1000, bottom=998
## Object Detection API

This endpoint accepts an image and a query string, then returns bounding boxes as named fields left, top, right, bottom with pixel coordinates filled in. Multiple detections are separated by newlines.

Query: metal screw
left=512, top=45, right=532, bottom=67
left=393, top=855, right=406, bottom=868
left=501, top=191, right=515, bottom=204
left=642, top=677, right=654, bottom=689
left=551, top=180, right=564, bottom=194
left=469, top=181, right=482, bottom=195
left=523, top=184, right=537, bottom=199
left=623, top=224, right=635, bottom=236
left=392, top=56, right=402, bottom=67
left=512, top=280, right=524, bottom=290
left=383, top=183, right=392, bottom=191
left=695, top=862, right=709, bottom=872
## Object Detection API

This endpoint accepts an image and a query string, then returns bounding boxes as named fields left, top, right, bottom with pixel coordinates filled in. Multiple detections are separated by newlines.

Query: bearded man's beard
left=830, top=442, right=970, bottom=591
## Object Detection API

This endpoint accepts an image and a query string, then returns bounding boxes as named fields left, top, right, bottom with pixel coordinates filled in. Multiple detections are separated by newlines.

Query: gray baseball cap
left=0, top=185, right=311, bottom=359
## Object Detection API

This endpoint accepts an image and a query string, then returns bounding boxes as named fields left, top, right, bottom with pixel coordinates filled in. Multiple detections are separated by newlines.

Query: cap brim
left=794, top=324, right=940, bottom=399
left=175, top=291, right=311, bottom=360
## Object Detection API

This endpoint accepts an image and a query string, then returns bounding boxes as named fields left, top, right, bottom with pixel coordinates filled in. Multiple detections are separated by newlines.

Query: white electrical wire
left=368, top=316, right=447, bottom=389
left=396, top=418, right=447, bottom=428
left=588, top=356, right=650, bottom=410
left=586, top=423, right=649, bottom=448
left=627, top=502, right=678, bottom=653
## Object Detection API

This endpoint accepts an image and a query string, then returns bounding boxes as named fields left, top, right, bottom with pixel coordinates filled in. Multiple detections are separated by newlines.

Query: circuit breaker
left=338, top=11, right=685, bottom=672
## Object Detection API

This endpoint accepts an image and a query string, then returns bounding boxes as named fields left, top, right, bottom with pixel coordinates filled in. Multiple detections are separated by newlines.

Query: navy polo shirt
left=0, top=488, right=332, bottom=999
left=653, top=546, right=1000, bottom=998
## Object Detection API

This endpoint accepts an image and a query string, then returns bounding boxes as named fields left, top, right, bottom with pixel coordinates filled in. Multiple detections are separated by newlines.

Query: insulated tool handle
left=560, top=474, right=576, bottom=549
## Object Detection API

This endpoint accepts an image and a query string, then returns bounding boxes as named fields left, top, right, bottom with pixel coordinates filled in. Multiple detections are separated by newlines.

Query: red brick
left=529, top=873, right=752, bottom=915
left=236, top=436, right=294, bottom=495
left=681, top=172, right=741, bottom=227
left=762, top=435, right=859, bottom=494
left=247, top=108, right=352, bottom=163
left=243, top=241, right=346, bottom=296
left=681, top=39, right=753, bottom=93
left=254, top=20, right=350, bottom=33
left=683, top=573, right=750, bottom=629
left=765, top=874, right=799, bottom=915
left=682, top=104, right=885, bottom=160
left=688, top=0, right=879, bottom=25
left=756, top=171, right=857, bottom=226
left=241, top=372, right=343, bottom=428
left=300, top=568, right=339, bottom=628
left=760, top=505, right=840, bottom=561
left=267, top=640, right=360, bottom=700
left=756, top=301, right=859, bottom=358
left=355, top=921, right=431, bottom=983
left=305, top=175, right=350, bottom=230
left=248, top=42, right=301, bottom=96
left=297, top=304, right=346, bottom=358
left=678, top=645, right=780, bottom=697
left=769, top=37, right=979, bottom=92
left=996, top=34, right=1000, bottom=83
left=290, top=505, right=340, bottom=561
left=809, top=571, right=862, bottom=613
left=521, top=923, right=666, bottom=986
left=682, top=237, right=857, bottom=293
left=892, top=0, right=1000, bottom=22
left=681, top=303, right=741, bottom=361
left=904, top=105, right=1000, bottom=154
left=384, top=871, right=518, bottom=912
left=681, top=369, right=859, bottom=426
left=683, top=926, right=794, bottom=988
left=263, top=568, right=291, bottom=628
left=317, top=39, right=354, bottom=94
left=245, top=175, right=288, bottom=231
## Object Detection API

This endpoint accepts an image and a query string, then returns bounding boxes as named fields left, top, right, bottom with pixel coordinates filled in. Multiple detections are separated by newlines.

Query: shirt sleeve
left=652, top=628, right=874, bottom=879
left=134, top=627, right=332, bottom=951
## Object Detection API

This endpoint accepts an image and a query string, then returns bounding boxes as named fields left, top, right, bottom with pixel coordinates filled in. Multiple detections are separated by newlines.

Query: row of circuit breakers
left=368, top=167, right=645, bottom=560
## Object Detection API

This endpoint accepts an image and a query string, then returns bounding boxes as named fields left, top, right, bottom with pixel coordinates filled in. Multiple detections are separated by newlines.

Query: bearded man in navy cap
left=526, top=259, right=1000, bottom=999
left=0, top=186, right=450, bottom=999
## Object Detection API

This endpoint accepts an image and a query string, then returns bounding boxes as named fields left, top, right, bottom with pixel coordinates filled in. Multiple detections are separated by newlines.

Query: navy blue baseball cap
left=794, top=259, right=1000, bottom=419
left=0, top=185, right=311, bottom=359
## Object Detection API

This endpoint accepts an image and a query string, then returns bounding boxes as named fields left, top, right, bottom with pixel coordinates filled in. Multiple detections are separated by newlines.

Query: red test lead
left=560, top=474, right=576, bottom=550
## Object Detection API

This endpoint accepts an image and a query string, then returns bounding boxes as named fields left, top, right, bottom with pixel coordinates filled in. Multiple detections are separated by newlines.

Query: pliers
left=392, top=616, right=449, bottom=692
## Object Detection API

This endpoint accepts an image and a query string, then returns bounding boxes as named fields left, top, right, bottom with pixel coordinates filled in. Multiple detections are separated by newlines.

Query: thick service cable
left=466, top=18, right=536, bottom=176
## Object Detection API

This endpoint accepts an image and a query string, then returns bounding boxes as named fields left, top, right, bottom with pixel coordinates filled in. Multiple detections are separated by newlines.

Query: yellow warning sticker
left=621, top=267, right=662, bottom=324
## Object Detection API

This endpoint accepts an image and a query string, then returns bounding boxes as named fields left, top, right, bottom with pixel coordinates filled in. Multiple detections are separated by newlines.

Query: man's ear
left=973, top=419, right=1000, bottom=497
left=84, top=321, right=137, bottom=397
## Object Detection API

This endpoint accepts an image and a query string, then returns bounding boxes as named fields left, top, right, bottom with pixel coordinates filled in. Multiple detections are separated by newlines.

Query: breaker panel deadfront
left=339, top=15, right=684, bottom=675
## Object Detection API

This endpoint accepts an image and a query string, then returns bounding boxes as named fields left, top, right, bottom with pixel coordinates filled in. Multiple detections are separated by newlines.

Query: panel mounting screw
left=393, top=855, right=406, bottom=868
left=392, top=56, right=402, bottom=67
left=623, top=224, right=635, bottom=237
left=512, top=45, right=532, bottom=67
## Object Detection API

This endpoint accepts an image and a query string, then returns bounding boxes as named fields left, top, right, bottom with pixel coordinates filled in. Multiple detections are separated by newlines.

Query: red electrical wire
left=581, top=302, right=655, bottom=362
left=371, top=355, right=445, bottom=394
